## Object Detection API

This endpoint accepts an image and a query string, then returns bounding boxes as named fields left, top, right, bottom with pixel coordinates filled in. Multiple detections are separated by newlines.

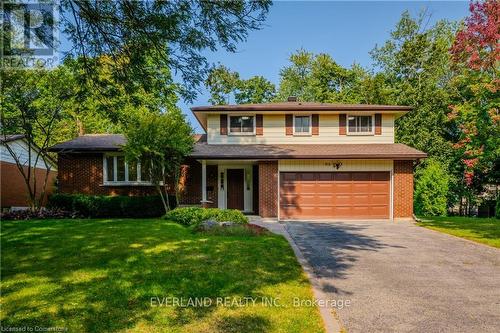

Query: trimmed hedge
left=48, top=194, right=174, bottom=218
left=164, top=207, right=248, bottom=226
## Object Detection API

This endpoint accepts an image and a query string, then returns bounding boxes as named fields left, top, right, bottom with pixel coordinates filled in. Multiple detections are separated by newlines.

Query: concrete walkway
left=284, top=220, right=500, bottom=333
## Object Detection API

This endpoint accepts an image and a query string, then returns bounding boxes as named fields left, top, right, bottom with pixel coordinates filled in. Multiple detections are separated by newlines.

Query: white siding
left=279, top=159, right=393, bottom=172
left=0, top=140, right=55, bottom=170
left=207, top=114, right=394, bottom=144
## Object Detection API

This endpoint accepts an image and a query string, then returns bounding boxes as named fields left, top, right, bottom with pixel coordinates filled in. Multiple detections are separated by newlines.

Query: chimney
left=287, top=96, right=297, bottom=102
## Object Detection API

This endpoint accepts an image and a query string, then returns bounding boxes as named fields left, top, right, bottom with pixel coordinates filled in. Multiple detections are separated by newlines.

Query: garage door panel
left=280, top=172, right=390, bottom=219
left=371, top=194, right=389, bottom=205
left=334, top=173, right=352, bottom=182
left=371, top=205, right=389, bottom=217
left=333, top=183, right=351, bottom=192
left=371, top=183, right=390, bottom=191
left=334, top=194, right=352, bottom=205
left=318, top=173, right=334, bottom=181
left=352, top=173, right=371, bottom=181
left=332, top=206, right=352, bottom=216
left=371, top=172, right=390, bottom=181
left=352, top=194, right=370, bottom=201
left=352, top=183, right=370, bottom=191
left=352, top=206, right=370, bottom=216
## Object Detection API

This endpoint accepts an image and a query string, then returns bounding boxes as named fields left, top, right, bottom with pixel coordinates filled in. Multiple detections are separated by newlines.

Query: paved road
left=286, top=220, right=500, bottom=333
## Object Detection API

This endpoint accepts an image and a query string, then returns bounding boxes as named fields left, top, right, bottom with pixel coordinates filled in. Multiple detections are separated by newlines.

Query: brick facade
left=57, top=153, right=204, bottom=204
left=1, top=161, right=57, bottom=208
left=258, top=161, right=278, bottom=217
left=393, top=160, right=414, bottom=218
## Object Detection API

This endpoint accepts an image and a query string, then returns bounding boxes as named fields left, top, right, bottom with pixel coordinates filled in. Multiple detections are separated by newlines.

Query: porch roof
left=191, top=143, right=427, bottom=160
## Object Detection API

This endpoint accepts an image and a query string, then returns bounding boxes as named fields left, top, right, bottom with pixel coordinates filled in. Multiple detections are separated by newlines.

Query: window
left=347, top=115, right=373, bottom=134
left=229, top=115, right=254, bottom=134
left=104, top=154, right=150, bottom=184
left=294, top=115, right=311, bottom=135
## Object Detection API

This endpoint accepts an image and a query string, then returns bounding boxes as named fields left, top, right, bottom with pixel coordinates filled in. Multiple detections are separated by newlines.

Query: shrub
left=496, top=198, right=500, bottom=219
left=0, top=209, right=72, bottom=220
left=414, top=159, right=449, bottom=216
left=47, top=194, right=168, bottom=218
left=164, top=207, right=248, bottom=226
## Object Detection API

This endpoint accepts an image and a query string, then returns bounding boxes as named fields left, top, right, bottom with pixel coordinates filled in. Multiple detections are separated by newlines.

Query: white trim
left=102, top=182, right=154, bottom=186
left=201, top=160, right=207, bottom=202
left=292, top=114, right=312, bottom=136
left=102, top=153, right=152, bottom=185
left=216, top=162, right=254, bottom=212
left=346, top=114, right=375, bottom=135
left=227, top=114, right=256, bottom=136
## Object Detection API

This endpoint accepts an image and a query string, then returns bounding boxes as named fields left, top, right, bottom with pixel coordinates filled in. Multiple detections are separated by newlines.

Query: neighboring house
left=49, top=99, right=426, bottom=220
left=1, top=135, right=57, bottom=210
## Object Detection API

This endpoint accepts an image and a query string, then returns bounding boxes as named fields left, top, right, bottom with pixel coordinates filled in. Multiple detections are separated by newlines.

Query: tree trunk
left=156, top=185, right=168, bottom=214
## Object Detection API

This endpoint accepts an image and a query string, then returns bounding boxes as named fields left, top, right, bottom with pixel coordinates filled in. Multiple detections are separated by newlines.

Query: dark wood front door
left=227, top=169, right=245, bottom=210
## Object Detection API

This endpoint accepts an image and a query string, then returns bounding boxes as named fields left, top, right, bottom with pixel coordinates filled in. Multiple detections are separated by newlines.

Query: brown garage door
left=280, top=172, right=390, bottom=219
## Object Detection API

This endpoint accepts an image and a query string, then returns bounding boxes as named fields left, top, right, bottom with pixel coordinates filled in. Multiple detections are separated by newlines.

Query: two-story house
left=49, top=99, right=426, bottom=220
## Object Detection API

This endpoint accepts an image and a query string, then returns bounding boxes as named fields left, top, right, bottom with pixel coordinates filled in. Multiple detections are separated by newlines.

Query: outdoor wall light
left=220, top=172, right=224, bottom=190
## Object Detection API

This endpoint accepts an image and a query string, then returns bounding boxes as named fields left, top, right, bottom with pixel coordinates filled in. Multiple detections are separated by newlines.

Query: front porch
left=200, top=160, right=260, bottom=214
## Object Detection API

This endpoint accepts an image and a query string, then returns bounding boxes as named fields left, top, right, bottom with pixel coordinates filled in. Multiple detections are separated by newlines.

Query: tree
left=1, top=69, right=69, bottom=211
left=448, top=0, right=499, bottom=194
left=370, top=11, right=458, bottom=162
left=205, top=65, right=241, bottom=105
left=414, top=159, right=450, bottom=216
left=235, top=76, right=276, bottom=104
left=61, top=0, right=271, bottom=101
left=277, top=49, right=369, bottom=103
left=205, top=65, right=276, bottom=105
left=123, top=109, right=194, bottom=214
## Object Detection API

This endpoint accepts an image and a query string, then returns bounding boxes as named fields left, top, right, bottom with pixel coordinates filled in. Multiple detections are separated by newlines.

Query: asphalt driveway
left=286, top=220, right=500, bottom=333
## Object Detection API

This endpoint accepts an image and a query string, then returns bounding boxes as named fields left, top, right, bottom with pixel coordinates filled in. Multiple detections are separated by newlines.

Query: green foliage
left=205, top=65, right=276, bottom=105
left=164, top=207, right=248, bottom=226
left=276, top=49, right=371, bottom=103
left=47, top=194, right=167, bottom=218
left=370, top=11, right=458, bottom=161
left=496, top=199, right=500, bottom=219
left=235, top=76, right=276, bottom=104
left=123, top=108, right=194, bottom=213
left=414, top=159, right=450, bottom=216
left=61, top=0, right=271, bottom=101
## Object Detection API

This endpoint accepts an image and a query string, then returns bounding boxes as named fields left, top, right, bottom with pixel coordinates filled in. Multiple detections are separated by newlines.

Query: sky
left=178, top=1, right=470, bottom=132
left=60, top=1, right=471, bottom=133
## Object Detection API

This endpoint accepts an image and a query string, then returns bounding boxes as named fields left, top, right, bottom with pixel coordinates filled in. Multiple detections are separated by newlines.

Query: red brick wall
left=394, top=160, right=414, bottom=218
left=176, top=161, right=216, bottom=207
left=1, top=161, right=57, bottom=207
left=258, top=161, right=278, bottom=217
left=57, top=154, right=203, bottom=203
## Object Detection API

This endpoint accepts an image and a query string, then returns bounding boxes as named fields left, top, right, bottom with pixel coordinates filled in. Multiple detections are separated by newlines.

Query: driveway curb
left=283, top=223, right=343, bottom=333
left=249, top=217, right=342, bottom=333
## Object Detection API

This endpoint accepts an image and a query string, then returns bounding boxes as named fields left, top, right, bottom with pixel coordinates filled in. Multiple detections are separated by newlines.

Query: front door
left=227, top=169, right=245, bottom=210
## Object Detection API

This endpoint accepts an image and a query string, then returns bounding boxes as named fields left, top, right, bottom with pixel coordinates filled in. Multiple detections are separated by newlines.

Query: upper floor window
left=229, top=115, right=255, bottom=135
left=104, top=154, right=151, bottom=184
left=294, top=115, right=311, bottom=135
left=347, top=115, right=373, bottom=134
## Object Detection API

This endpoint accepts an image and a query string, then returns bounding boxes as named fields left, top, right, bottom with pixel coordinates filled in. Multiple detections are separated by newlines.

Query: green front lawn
left=417, top=216, right=500, bottom=248
left=0, top=218, right=324, bottom=333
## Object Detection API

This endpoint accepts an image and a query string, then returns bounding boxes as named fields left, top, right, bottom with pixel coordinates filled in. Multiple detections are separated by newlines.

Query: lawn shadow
left=1, top=218, right=308, bottom=332
left=418, top=217, right=500, bottom=242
